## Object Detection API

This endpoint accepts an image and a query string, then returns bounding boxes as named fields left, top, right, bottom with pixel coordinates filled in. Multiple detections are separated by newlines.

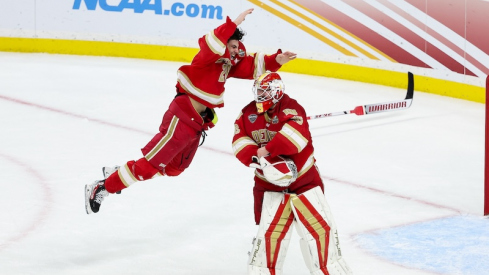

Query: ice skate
left=102, top=165, right=120, bottom=179
left=85, top=180, right=109, bottom=214
left=102, top=165, right=121, bottom=194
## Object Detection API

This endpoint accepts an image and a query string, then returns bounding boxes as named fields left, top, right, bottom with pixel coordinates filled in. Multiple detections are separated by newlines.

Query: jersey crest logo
left=248, top=114, right=258, bottom=123
left=272, top=116, right=279, bottom=124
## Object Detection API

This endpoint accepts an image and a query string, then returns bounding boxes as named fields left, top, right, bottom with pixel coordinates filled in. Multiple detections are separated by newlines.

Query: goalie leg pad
left=248, top=191, right=295, bottom=275
left=291, top=186, right=352, bottom=275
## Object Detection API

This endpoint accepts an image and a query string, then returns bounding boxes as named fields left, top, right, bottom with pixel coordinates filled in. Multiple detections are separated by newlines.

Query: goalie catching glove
left=250, top=155, right=298, bottom=187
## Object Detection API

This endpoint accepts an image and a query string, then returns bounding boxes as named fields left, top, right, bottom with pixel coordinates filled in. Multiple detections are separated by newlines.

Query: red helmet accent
left=252, top=72, right=285, bottom=113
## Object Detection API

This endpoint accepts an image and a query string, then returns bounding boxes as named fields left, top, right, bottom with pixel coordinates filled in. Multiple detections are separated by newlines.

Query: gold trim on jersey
left=279, top=123, right=308, bottom=152
left=253, top=52, right=267, bottom=79
left=232, top=136, right=258, bottom=156
left=297, top=154, right=315, bottom=178
left=291, top=115, right=304, bottom=125
left=283, top=109, right=298, bottom=116
left=177, top=70, right=224, bottom=106
left=205, top=31, right=226, bottom=55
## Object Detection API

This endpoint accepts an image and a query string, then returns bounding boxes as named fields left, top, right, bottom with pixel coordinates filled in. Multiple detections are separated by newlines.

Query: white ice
left=0, top=52, right=486, bottom=275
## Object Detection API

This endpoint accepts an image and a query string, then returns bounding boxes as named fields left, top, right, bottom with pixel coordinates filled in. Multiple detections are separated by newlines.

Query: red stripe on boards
left=293, top=0, right=430, bottom=67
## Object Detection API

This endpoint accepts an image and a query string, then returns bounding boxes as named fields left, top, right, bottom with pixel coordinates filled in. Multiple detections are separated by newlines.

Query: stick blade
left=406, top=72, right=414, bottom=100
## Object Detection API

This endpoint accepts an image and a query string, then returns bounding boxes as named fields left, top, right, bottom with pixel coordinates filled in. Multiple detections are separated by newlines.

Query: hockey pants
left=104, top=108, right=202, bottom=194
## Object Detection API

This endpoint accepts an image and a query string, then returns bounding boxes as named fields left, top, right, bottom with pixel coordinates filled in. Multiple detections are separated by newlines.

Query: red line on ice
left=0, top=94, right=462, bottom=216
left=0, top=153, right=53, bottom=250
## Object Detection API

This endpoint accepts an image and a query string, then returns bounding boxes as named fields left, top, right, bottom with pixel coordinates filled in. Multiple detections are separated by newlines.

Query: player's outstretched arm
left=234, top=8, right=254, bottom=26
left=276, top=51, right=297, bottom=65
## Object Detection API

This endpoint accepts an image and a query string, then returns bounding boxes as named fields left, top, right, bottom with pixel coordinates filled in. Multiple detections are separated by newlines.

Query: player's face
left=227, top=40, right=239, bottom=60
left=256, top=88, right=267, bottom=100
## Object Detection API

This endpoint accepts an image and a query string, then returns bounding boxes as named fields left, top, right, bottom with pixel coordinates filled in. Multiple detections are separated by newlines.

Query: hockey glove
left=201, top=108, right=218, bottom=130
left=259, top=155, right=298, bottom=187
left=249, top=156, right=261, bottom=169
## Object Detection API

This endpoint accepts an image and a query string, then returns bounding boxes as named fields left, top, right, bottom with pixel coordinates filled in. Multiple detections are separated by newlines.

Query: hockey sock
left=105, top=158, right=162, bottom=193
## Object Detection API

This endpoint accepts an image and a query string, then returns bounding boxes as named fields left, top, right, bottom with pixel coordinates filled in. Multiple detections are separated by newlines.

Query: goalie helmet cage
left=485, top=75, right=489, bottom=216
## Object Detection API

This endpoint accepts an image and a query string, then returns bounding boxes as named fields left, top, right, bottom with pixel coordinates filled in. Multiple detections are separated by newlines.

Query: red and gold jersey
left=232, top=94, right=316, bottom=181
left=176, top=16, right=282, bottom=109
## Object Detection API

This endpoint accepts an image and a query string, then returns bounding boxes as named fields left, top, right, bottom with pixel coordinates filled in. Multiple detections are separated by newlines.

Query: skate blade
left=85, top=184, right=93, bottom=215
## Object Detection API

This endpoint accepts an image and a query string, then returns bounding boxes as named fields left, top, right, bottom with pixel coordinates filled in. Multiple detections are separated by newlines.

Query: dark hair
left=228, top=27, right=245, bottom=42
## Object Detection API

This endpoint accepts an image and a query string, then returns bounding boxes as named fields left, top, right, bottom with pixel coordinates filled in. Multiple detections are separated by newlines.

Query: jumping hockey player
left=232, top=72, right=352, bottom=275
left=85, top=8, right=297, bottom=214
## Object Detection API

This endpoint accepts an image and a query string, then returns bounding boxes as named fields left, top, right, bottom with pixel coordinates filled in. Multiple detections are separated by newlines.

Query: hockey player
left=85, top=8, right=297, bottom=214
left=232, top=72, right=352, bottom=275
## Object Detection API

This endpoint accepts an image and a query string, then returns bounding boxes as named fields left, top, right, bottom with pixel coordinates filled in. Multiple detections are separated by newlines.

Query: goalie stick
left=307, top=72, right=414, bottom=120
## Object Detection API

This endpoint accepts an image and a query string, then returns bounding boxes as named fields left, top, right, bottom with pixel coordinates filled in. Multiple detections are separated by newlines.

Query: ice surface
left=0, top=52, right=486, bottom=275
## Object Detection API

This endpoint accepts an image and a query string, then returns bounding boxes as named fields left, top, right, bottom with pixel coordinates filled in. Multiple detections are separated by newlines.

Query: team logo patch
left=238, top=49, right=245, bottom=57
left=248, top=114, right=257, bottom=123
left=272, top=116, right=279, bottom=124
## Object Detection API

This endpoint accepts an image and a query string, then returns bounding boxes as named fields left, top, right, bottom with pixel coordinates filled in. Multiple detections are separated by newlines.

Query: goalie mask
left=259, top=155, right=298, bottom=187
left=252, top=72, right=285, bottom=113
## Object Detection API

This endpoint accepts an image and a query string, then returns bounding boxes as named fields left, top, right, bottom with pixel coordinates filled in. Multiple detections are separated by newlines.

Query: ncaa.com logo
left=73, top=0, right=223, bottom=19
